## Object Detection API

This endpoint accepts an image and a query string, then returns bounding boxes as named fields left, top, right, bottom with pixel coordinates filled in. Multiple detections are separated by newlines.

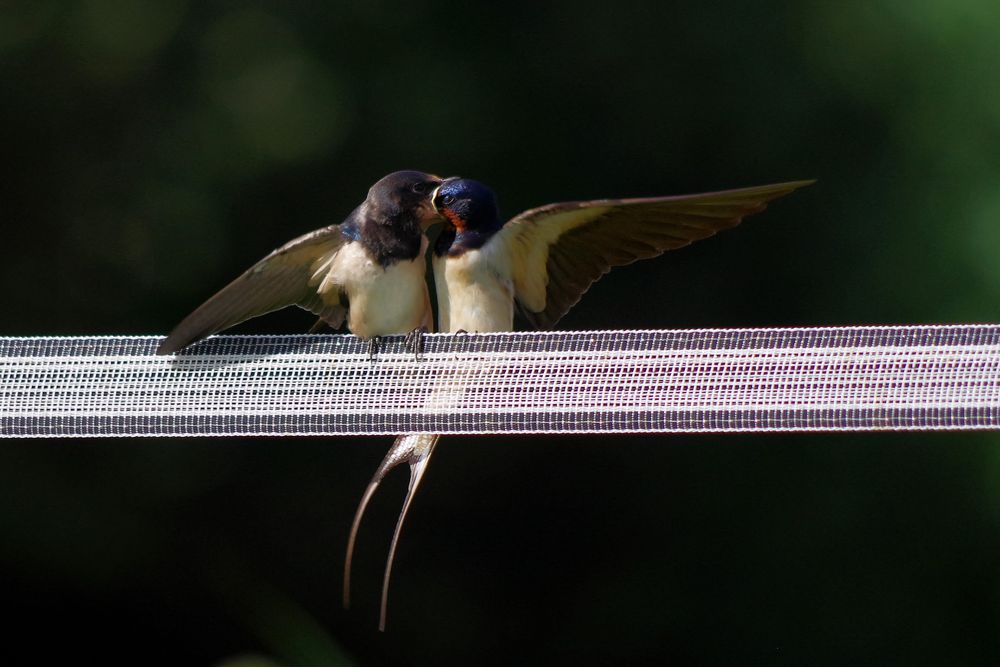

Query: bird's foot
left=367, top=336, right=381, bottom=361
left=404, top=326, right=428, bottom=360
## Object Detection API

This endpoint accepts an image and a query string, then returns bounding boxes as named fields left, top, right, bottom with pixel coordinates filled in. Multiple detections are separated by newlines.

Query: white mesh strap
left=2, top=325, right=1000, bottom=438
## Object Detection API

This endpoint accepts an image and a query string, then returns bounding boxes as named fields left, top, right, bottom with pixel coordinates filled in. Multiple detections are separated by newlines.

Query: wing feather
left=498, top=180, right=814, bottom=329
left=157, top=226, right=348, bottom=354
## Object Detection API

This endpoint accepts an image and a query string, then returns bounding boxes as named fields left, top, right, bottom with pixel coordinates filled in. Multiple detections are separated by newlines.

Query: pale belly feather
left=434, top=248, right=514, bottom=333
left=322, top=240, right=431, bottom=339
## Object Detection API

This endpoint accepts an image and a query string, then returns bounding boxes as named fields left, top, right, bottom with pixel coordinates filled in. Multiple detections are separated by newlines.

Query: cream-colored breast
left=434, top=246, right=514, bottom=333
left=322, top=238, right=430, bottom=339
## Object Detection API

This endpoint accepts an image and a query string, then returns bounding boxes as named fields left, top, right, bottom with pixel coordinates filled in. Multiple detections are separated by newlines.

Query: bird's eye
left=411, top=182, right=430, bottom=195
left=441, top=194, right=456, bottom=206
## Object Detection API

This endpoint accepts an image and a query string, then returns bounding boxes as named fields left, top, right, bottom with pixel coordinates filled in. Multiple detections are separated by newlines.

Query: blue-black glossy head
left=432, top=178, right=503, bottom=237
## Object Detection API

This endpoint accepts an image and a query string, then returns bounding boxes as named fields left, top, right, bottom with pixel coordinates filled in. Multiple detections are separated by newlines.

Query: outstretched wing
left=495, top=180, right=814, bottom=330
left=157, top=225, right=348, bottom=354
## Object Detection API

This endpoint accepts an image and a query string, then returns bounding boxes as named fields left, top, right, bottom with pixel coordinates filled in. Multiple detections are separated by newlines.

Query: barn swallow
left=431, top=177, right=815, bottom=332
left=156, top=170, right=443, bottom=356
left=156, top=171, right=448, bottom=633
left=343, top=176, right=815, bottom=630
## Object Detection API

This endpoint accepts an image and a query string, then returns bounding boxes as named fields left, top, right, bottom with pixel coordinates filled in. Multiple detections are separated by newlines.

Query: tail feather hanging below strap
left=343, top=433, right=439, bottom=631
left=3, top=326, right=1000, bottom=438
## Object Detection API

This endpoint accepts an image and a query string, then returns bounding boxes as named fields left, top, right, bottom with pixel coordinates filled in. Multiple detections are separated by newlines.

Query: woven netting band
left=3, top=325, right=1000, bottom=438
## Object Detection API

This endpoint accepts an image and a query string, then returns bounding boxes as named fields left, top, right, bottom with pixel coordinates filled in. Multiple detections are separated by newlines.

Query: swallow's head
left=432, top=178, right=503, bottom=235
left=367, top=170, right=444, bottom=228
left=431, top=178, right=504, bottom=256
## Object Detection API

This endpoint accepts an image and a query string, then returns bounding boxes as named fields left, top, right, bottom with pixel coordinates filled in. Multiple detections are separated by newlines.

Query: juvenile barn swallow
left=157, top=170, right=448, bottom=634
left=344, top=176, right=815, bottom=630
left=156, top=170, right=443, bottom=355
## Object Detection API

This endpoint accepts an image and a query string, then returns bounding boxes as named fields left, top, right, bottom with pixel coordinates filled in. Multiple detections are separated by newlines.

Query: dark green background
left=3, top=2, right=999, bottom=664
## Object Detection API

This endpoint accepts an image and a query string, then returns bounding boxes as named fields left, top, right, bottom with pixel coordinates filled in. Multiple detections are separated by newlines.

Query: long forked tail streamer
left=343, top=433, right=439, bottom=630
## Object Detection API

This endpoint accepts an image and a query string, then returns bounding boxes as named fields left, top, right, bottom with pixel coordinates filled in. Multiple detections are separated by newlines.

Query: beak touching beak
left=431, top=176, right=461, bottom=212
left=413, top=175, right=448, bottom=228
left=430, top=176, right=463, bottom=232
left=431, top=176, right=461, bottom=223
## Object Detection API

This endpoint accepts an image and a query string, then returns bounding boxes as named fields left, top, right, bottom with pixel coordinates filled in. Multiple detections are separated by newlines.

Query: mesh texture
left=2, top=325, right=1000, bottom=438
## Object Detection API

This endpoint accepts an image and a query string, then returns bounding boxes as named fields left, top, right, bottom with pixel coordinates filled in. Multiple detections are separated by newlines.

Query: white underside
left=433, top=245, right=514, bottom=333
left=319, top=238, right=432, bottom=338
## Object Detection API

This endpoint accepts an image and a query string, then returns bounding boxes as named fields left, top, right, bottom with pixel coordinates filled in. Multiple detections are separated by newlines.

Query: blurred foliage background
left=3, top=1, right=1000, bottom=664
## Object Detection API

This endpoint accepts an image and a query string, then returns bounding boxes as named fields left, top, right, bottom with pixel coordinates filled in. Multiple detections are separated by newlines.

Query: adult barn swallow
left=156, top=170, right=443, bottom=355
left=344, top=176, right=814, bottom=630
left=431, top=177, right=814, bottom=333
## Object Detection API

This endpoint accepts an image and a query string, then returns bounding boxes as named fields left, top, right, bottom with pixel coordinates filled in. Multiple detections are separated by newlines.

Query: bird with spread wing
left=345, top=176, right=814, bottom=630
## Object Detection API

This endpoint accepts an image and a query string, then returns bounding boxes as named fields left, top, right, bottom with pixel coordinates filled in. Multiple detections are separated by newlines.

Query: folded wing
left=157, top=226, right=348, bottom=354
left=499, top=180, right=814, bottom=330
